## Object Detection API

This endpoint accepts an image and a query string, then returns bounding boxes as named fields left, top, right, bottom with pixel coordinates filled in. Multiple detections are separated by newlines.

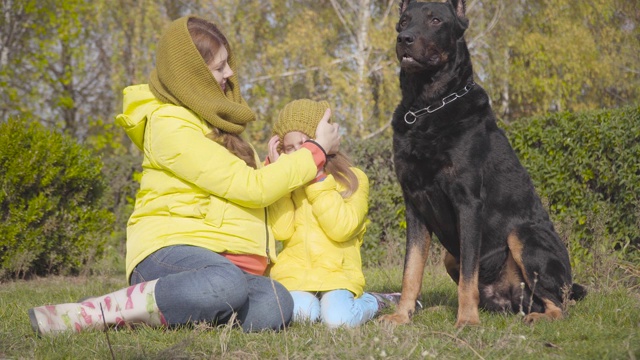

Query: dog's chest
left=393, top=123, right=457, bottom=183
left=392, top=128, right=464, bottom=250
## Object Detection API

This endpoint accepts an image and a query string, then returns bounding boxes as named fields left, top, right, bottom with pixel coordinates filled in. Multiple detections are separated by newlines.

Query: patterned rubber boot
left=28, top=279, right=167, bottom=335
left=370, top=292, right=424, bottom=311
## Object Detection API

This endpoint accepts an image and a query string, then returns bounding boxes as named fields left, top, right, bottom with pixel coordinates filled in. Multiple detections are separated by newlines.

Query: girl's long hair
left=187, top=17, right=257, bottom=169
left=325, top=152, right=359, bottom=198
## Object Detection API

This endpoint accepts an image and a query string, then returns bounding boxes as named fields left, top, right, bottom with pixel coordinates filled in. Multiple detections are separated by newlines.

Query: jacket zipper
left=264, top=208, right=270, bottom=264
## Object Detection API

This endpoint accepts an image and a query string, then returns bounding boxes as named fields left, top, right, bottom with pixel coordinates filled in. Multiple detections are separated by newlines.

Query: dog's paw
left=523, top=311, right=562, bottom=325
left=523, top=304, right=564, bottom=324
left=379, top=312, right=412, bottom=325
left=454, top=315, right=481, bottom=328
left=522, top=312, right=543, bottom=325
left=454, top=304, right=481, bottom=328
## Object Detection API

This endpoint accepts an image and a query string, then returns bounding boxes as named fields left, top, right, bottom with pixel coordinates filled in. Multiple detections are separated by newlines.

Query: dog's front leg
left=454, top=194, right=482, bottom=327
left=380, top=201, right=430, bottom=325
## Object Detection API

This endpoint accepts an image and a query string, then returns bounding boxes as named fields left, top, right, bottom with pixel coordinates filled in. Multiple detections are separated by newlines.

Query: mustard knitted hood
left=149, top=16, right=255, bottom=134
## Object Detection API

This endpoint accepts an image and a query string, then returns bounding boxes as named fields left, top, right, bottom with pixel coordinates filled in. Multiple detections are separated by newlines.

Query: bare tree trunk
left=354, top=0, right=370, bottom=136
left=501, top=48, right=510, bottom=122
left=329, top=0, right=372, bottom=137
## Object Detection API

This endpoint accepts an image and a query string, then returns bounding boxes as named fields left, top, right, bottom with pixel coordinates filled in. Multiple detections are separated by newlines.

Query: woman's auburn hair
left=187, top=17, right=257, bottom=169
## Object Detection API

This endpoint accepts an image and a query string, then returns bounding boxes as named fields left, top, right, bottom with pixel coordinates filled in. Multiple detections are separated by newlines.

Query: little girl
left=266, top=99, right=401, bottom=328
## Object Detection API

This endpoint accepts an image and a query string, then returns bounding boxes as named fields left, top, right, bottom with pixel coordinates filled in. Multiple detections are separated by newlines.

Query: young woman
left=28, top=16, right=340, bottom=335
left=266, top=99, right=401, bottom=328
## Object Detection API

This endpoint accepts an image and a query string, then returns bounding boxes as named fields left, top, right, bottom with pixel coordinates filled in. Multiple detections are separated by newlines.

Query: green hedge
left=95, top=152, right=141, bottom=274
left=346, top=135, right=406, bottom=266
left=505, top=105, right=640, bottom=264
left=346, top=105, right=639, bottom=267
left=0, top=118, right=114, bottom=279
left=3, top=105, right=636, bottom=277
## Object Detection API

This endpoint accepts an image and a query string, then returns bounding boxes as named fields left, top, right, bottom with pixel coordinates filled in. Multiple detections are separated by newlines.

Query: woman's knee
left=261, top=279, right=294, bottom=325
left=196, top=265, right=249, bottom=308
left=239, top=277, right=294, bottom=332
left=155, top=264, right=250, bottom=324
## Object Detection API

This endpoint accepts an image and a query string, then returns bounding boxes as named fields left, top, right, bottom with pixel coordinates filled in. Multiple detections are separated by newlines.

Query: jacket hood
left=115, top=84, right=163, bottom=150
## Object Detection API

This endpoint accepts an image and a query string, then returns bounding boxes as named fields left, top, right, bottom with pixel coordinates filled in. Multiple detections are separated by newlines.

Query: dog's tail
left=570, top=283, right=587, bottom=301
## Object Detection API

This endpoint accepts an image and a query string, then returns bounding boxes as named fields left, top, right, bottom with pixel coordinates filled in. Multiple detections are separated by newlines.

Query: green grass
left=1, top=265, right=638, bottom=359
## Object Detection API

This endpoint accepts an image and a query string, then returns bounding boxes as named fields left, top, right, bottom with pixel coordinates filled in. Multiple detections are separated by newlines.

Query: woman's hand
left=267, top=135, right=280, bottom=163
left=314, top=109, right=340, bottom=155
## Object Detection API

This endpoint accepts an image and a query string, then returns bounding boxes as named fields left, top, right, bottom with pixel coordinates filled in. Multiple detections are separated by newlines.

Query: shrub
left=505, top=105, right=640, bottom=265
left=346, top=135, right=406, bottom=266
left=0, top=118, right=114, bottom=279
left=94, top=152, right=141, bottom=274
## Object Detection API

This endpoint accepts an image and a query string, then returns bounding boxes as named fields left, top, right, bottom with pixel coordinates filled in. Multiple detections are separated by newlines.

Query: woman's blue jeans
left=130, top=245, right=293, bottom=332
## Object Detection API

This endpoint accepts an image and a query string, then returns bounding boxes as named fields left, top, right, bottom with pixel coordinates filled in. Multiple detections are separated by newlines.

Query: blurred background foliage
left=0, top=0, right=638, bottom=278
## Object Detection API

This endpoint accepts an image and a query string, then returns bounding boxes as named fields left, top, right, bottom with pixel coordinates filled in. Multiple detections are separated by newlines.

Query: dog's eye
left=431, top=17, right=441, bottom=25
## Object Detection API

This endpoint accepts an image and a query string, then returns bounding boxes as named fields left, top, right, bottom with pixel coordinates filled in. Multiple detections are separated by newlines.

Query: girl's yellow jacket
left=268, top=168, right=369, bottom=298
left=116, top=84, right=318, bottom=281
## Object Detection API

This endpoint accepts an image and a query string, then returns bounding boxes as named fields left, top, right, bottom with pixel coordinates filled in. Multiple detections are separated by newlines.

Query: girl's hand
left=268, top=135, right=280, bottom=163
left=314, top=109, right=340, bottom=155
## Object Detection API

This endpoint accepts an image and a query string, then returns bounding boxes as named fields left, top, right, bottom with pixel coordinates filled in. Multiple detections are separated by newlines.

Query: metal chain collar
left=404, top=81, right=476, bottom=124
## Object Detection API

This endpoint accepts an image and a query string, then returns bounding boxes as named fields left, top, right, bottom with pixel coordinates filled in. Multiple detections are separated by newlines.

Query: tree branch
left=362, top=117, right=392, bottom=140
left=244, top=57, right=354, bottom=84
left=329, top=0, right=356, bottom=43
left=469, top=2, right=503, bottom=49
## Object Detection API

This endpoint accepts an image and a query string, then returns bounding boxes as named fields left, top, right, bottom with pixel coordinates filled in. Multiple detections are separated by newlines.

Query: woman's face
left=207, top=46, right=233, bottom=92
left=282, top=131, right=310, bottom=154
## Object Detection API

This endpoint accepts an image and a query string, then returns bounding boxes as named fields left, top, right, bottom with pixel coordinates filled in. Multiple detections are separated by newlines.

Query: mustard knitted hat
left=273, top=99, right=330, bottom=151
left=148, top=16, right=255, bottom=134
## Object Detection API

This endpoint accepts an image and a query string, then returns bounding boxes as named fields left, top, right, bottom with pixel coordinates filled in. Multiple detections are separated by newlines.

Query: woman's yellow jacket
left=116, top=84, right=318, bottom=281
left=268, top=168, right=369, bottom=298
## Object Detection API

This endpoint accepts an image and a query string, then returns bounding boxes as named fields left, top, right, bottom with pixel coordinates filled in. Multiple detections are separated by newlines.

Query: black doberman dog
left=380, top=0, right=586, bottom=328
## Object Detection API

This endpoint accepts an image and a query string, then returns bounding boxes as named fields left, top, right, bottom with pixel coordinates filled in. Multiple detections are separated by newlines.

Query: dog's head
left=396, top=0, right=469, bottom=73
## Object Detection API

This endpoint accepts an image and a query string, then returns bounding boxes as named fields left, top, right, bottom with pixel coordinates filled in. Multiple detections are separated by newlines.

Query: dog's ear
left=399, top=0, right=412, bottom=16
left=449, top=0, right=466, bottom=18
left=449, top=0, right=469, bottom=31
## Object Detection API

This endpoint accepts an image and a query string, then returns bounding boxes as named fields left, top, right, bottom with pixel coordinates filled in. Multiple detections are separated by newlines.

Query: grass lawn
left=1, top=265, right=638, bottom=359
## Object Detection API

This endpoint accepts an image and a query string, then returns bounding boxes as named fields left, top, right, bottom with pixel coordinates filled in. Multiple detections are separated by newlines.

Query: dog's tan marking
left=503, top=252, right=522, bottom=286
left=495, top=250, right=524, bottom=293
left=523, top=299, right=564, bottom=324
left=380, top=233, right=431, bottom=325
left=507, top=232, right=530, bottom=284
left=443, top=251, right=459, bottom=284
left=508, top=232, right=564, bottom=324
left=455, top=268, right=480, bottom=327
